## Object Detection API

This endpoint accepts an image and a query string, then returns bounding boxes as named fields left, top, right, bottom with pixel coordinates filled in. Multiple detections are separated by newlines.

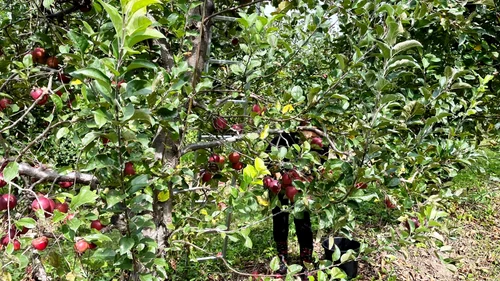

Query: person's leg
left=294, top=210, right=314, bottom=264
left=272, top=193, right=290, bottom=274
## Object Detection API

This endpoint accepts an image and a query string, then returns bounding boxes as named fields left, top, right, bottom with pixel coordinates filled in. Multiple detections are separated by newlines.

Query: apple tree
left=0, top=0, right=498, bottom=280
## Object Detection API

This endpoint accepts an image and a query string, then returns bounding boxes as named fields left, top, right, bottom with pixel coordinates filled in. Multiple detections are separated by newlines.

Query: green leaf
left=331, top=267, right=347, bottom=279
left=84, top=233, right=113, bottom=242
left=119, top=237, right=135, bottom=254
left=387, top=59, right=420, bottom=73
left=67, top=31, right=89, bottom=53
left=43, top=0, right=55, bottom=9
left=16, top=218, right=36, bottom=229
left=93, top=109, right=109, bottom=128
left=260, top=124, right=269, bottom=140
left=92, top=248, right=116, bottom=261
left=96, top=0, right=123, bottom=39
left=130, top=174, right=149, bottom=193
left=270, top=256, right=280, bottom=272
left=3, top=162, right=19, bottom=182
left=71, top=68, right=110, bottom=84
left=254, top=158, right=270, bottom=176
left=377, top=41, right=391, bottom=59
left=70, top=186, right=99, bottom=209
left=126, top=59, right=157, bottom=73
left=56, top=127, right=69, bottom=140
left=122, top=104, right=135, bottom=122
left=290, top=85, right=303, bottom=101
left=392, top=40, right=422, bottom=55
left=126, top=29, right=165, bottom=48
left=125, top=0, right=160, bottom=16
left=23, top=54, right=33, bottom=68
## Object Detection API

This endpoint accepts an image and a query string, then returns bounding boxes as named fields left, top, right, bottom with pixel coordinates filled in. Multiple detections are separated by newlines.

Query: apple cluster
left=262, top=169, right=308, bottom=202
left=0, top=162, right=115, bottom=253
left=211, top=104, right=265, bottom=134
left=201, top=152, right=244, bottom=183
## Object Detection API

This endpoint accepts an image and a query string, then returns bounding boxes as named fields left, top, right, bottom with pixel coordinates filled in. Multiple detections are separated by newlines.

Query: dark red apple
left=31, top=48, right=46, bottom=64
left=88, top=242, right=97, bottom=249
left=404, top=217, right=420, bottom=229
left=101, top=137, right=110, bottom=145
left=2, top=194, right=16, bottom=210
left=59, top=181, right=74, bottom=188
left=31, top=196, right=54, bottom=216
left=202, top=172, right=212, bottom=183
left=12, top=240, right=21, bottom=251
left=385, top=196, right=396, bottom=209
left=90, top=220, right=105, bottom=231
left=252, top=104, right=263, bottom=115
left=0, top=197, right=6, bottom=211
left=0, top=98, right=11, bottom=110
left=124, top=162, right=136, bottom=176
left=213, top=117, right=228, bottom=131
left=74, top=239, right=90, bottom=253
left=263, top=176, right=273, bottom=188
left=231, top=124, right=244, bottom=133
left=54, top=202, right=69, bottom=213
left=285, top=186, right=298, bottom=202
left=58, top=73, right=71, bottom=84
left=30, top=88, right=48, bottom=105
left=311, top=137, right=323, bottom=148
left=55, top=90, right=63, bottom=97
left=32, top=236, right=48, bottom=251
left=46, top=56, right=59, bottom=68
left=281, top=173, right=292, bottom=186
left=208, top=154, right=220, bottom=163
left=18, top=227, right=29, bottom=235
left=355, top=182, right=368, bottom=189
left=267, top=179, right=281, bottom=194
left=228, top=152, right=240, bottom=164
left=0, top=173, right=6, bottom=188
left=231, top=38, right=239, bottom=46
left=232, top=162, right=243, bottom=171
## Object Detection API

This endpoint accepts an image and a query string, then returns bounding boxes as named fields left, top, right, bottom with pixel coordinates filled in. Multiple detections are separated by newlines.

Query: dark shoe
left=299, top=248, right=316, bottom=280
left=274, top=241, right=288, bottom=275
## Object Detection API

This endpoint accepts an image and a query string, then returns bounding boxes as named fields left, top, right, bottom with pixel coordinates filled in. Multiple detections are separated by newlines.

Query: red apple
left=63, top=213, right=75, bottom=223
left=55, top=90, right=63, bottom=97
left=90, top=220, right=105, bottom=231
left=263, top=176, right=273, bottom=188
left=355, top=182, right=368, bottom=189
left=31, top=196, right=54, bottom=216
left=231, top=124, right=244, bottom=133
left=202, top=172, right=212, bottom=183
left=268, top=179, right=281, bottom=194
left=59, top=181, right=74, bottom=188
left=31, top=48, right=46, bottom=64
left=311, top=137, right=323, bottom=148
left=101, top=137, right=110, bottom=145
left=232, top=162, right=244, bottom=171
left=404, top=217, right=421, bottom=230
left=2, top=194, right=17, bottom=210
left=74, top=239, right=90, bottom=253
left=228, top=152, right=240, bottom=164
left=54, top=202, right=69, bottom=213
left=281, top=173, right=292, bottom=186
left=385, top=196, right=396, bottom=209
left=231, top=38, right=239, bottom=46
left=208, top=154, right=220, bottom=163
left=58, top=73, right=71, bottom=84
left=252, top=104, right=263, bottom=115
left=31, top=236, right=48, bottom=251
left=88, top=242, right=97, bottom=249
left=218, top=156, right=225, bottom=164
left=12, top=240, right=21, bottom=251
left=285, top=186, right=298, bottom=202
left=213, top=117, right=228, bottom=131
left=217, top=202, right=227, bottom=210
left=0, top=98, right=12, bottom=110
left=46, top=56, right=59, bottom=68
left=0, top=173, right=6, bottom=187
left=124, top=162, right=136, bottom=176
left=30, top=88, right=48, bottom=105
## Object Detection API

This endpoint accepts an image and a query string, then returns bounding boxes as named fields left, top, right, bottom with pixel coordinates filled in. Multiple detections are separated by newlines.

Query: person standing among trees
left=265, top=127, right=329, bottom=278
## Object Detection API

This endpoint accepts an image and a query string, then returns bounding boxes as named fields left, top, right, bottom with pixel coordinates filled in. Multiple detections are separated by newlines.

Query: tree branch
left=0, top=161, right=99, bottom=186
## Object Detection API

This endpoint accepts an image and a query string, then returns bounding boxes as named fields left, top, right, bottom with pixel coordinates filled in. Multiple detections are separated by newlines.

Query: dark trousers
left=272, top=192, right=313, bottom=249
